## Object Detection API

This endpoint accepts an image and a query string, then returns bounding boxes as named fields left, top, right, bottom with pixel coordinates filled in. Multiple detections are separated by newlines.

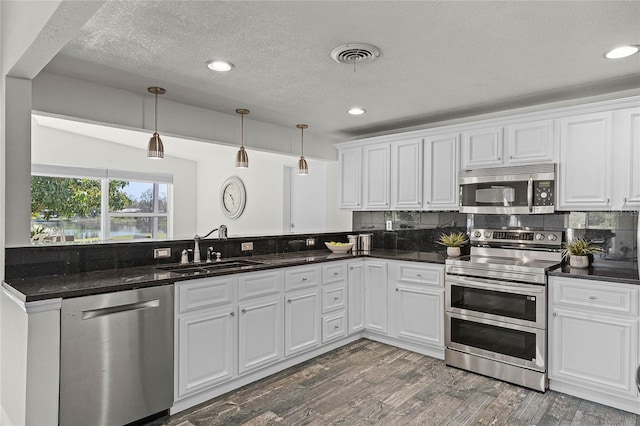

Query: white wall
left=31, top=122, right=198, bottom=239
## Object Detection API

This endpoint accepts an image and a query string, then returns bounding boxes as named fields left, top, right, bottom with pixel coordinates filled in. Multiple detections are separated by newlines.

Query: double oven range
left=444, top=229, right=563, bottom=391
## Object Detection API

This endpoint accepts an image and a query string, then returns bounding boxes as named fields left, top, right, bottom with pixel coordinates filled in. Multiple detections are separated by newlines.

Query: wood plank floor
left=147, top=339, right=640, bottom=426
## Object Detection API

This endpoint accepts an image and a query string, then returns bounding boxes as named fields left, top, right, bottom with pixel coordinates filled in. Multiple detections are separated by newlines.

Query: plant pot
left=447, top=247, right=461, bottom=257
left=569, top=255, right=590, bottom=269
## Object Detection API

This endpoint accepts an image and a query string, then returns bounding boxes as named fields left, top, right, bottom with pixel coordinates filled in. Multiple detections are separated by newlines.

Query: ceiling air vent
left=330, top=43, right=380, bottom=65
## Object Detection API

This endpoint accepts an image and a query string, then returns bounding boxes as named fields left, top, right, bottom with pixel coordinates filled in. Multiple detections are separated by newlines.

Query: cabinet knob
left=606, top=198, right=610, bottom=204
left=334, top=272, right=339, bottom=276
left=395, top=288, right=399, bottom=292
left=334, top=325, right=340, bottom=329
left=552, top=312, right=557, bottom=317
left=334, top=296, right=340, bottom=300
left=241, top=308, right=246, bottom=314
left=230, top=312, right=235, bottom=317
left=588, top=296, right=597, bottom=300
left=624, top=197, right=628, bottom=204
left=287, top=299, right=292, bottom=303
left=302, top=277, right=308, bottom=281
left=416, top=274, right=422, bottom=277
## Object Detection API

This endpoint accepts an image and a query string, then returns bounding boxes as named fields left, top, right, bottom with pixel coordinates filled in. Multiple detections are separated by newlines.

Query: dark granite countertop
left=2, top=249, right=447, bottom=303
left=548, top=265, right=640, bottom=285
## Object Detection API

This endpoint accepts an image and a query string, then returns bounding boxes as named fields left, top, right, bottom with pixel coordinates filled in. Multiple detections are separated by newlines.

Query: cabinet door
left=391, top=285, right=443, bottom=347
left=176, top=307, right=235, bottom=398
left=391, top=138, right=423, bottom=209
left=549, top=307, right=638, bottom=399
left=348, top=261, right=365, bottom=334
left=238, top=295, right=283, bottom=375
left=558, top=112, right=613, bottom=210
left=461, top=126, right=503, bottom=169
left=424, top=133, right=459, bottom=210
left=364, top=261, right=388, bottom=334
left=614, top=107, right=640, bottom=209
left=284, top=289, right=321, bottom=357
left=362, top=143, right=391, bottom=209
left=505, top=119, right=555, bottom=164
left=339, top=147, right=362, bottom=208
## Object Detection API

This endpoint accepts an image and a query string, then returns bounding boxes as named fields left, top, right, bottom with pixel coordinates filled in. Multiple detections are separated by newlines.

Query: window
left=31, top=165, right=172, bottom=244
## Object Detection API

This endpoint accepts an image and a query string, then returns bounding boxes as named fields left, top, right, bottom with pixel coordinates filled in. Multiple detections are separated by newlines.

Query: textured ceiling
left=42, top=1, right=640, bottom=143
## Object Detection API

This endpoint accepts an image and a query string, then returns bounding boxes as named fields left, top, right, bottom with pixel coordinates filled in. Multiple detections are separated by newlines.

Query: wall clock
left=220, top=176, right=246, bottom=219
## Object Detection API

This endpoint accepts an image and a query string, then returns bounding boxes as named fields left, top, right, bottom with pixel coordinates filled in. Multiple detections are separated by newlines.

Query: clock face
left=220, top=176, right=246, bottom=219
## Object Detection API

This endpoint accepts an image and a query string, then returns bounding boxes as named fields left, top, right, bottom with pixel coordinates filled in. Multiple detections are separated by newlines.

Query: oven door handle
left=527, top=175, right=534, bottom=213
left=446, top=275, right=545, bottom=295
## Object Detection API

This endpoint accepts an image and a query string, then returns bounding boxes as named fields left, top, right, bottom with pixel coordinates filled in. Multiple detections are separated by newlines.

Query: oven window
left=450, top=285, right=537, bottom=322
left=450, top=317, right=537, bottom=361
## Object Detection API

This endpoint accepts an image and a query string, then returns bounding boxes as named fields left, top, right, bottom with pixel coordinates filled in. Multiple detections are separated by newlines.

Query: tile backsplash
left=353, top=210, right=639, bottom=269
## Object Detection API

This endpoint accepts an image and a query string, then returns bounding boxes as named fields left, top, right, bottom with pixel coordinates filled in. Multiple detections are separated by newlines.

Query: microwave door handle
left=527, top=176, right=534, bottom=213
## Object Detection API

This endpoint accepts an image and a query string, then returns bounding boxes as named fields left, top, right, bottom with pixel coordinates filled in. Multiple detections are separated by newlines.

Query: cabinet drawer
left=394, top=263, right=444, bottom=288
left=322, top=262, right=347, bottom=285
left=550, top=277, right=639, bottom=316
left=177, top=277, right=234, bottom=314
left=285, top=265, right=321, bottom=291
left=322, top=284, right=346, bottom=313
left=238, top=270, right=283, bottom=300
left=322, top=312, right=347, bottom=343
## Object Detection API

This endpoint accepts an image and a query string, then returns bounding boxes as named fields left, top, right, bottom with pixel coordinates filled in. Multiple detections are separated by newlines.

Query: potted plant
left=437, top=232, right=468, bottom=257
left=562, top=238, right=603, bottom=268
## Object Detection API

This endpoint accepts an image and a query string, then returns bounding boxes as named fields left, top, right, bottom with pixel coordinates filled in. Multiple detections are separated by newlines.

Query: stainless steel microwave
left=459, top=164, right=556, bottom=214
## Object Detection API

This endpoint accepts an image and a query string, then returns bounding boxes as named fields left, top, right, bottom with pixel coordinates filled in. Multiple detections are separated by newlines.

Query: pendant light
left=147, top=87, right=166, bottom=159
left=297, top=124, right=309, bottom=175
left=235, top=109, right=249, bottom=168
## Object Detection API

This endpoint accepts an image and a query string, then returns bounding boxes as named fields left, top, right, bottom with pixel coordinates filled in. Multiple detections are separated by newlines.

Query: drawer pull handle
left=334, top=272, right=339, bottom=276
left=588, top=296, right=597, bottom=300
left=230, top=312, right=235, bottom=317
left=333, top=296, right=340, bottom=300
left=334, top=325, right=340, bottom=329
left=302, top=277, right=308, bottom=281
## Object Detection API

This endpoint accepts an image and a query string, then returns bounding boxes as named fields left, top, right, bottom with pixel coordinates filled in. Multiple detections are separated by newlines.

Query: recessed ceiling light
left=604, top=45, right=639, bottom=59
left=206, top=60, right=234, bottom=72
left=348, top=107, right=366, bottom=115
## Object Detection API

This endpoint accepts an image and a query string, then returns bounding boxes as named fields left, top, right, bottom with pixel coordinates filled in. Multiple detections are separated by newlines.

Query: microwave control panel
left=535, top=181, right=554, bottom=206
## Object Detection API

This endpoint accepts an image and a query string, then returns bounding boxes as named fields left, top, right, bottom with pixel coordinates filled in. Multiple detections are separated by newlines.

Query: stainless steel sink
left=156, top=259, right=264, bottom=274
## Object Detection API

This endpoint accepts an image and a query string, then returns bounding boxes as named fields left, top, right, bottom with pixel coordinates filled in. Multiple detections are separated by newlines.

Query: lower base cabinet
left=238, top=294, right=284, bottom=375
left=348, top=261, right=365, bottom=334
left=391, top=284, right=443, bottom=347
left=284, top=288, right=321, bottom=357
left=364, top=261, right=388, bottom=334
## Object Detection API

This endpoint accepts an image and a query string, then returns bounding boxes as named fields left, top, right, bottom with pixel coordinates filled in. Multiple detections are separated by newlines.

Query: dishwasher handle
left=82, top=299, right=160, bottom=320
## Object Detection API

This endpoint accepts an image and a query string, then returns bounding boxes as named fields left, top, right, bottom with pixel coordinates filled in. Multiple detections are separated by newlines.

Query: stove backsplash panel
left=353, top=210, right=638, bottom=269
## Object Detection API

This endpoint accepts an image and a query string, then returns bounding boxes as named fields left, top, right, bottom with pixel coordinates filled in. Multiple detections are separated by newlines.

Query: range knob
left=547, top=234, right=558, bottom=241
left=484, top=231, right=492, bottom=238
left=535, top=233, right=545, bottom=241
left=473, top=231, right=482, bottom=238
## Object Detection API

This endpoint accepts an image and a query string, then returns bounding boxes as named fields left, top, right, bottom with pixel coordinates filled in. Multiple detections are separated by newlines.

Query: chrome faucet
left=193, top=225, right=227, bottom=263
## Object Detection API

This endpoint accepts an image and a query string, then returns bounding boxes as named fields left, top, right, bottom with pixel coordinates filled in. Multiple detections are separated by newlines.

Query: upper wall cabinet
left=338, top=147, right=362, bottom=208
left=391, top=138, right=423, bottom=209
left=558, top=112, right=613, bottom=210
left=362, top=143, right=391, bottom=209
left=424, top=133, right=459, bottom=210
left=613, top=107, right=640, bottom=210
left=461, top=120, right=555, bottom=169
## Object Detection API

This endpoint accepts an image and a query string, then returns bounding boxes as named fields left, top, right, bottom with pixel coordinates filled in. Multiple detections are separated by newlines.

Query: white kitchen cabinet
left=176, top=306, right=235, bottom=398
left=362, top=143, right=391, bottom=209
left=284, top=288, right=321, bottom=357
left=364, top=261, right=388, bottom=334
left=391, top=138, right=423, bottom=209
left=613, top=107, right=640, bottom=209
left=338, top=146, right=362, bottom=208
left=348, top=261, right=365, bottom=334
left=238, top=294, right=283, bottom=374
left=558, top=112, right=613, bottom=210
left=549, top=276, right=640, bottom=414
left=175, top=277, right=237, bottom=400
left=387, top=262, right=444, bottom=349
left=461, top=126, right=503, bottom=169
left=505, top=119, right=555, bottom=164
left=423, top=133, right=459, bottom=210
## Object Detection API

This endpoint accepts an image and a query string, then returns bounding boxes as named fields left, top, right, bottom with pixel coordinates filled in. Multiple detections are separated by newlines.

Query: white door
left=391, top=285, right=443, bottom=347
left=338, top=147, right=362, bottom=208
left=364, top=261, right=388, bottom=334
left=391, top=138, right=423, bottom=209
left=284, top=164, right=327, bottom=233
left=348, top=261, right=365, bottom=334
left=362, top=143, right=391, bottom=209
left=461, top=126, right=503, bottom=169
left=505, top=120, right=555, bottom=164
left=284, top=289, right=321, bottom=357
left=238, top=295, right=283, bottom=375
left=424, top=133, right=459, bottom=210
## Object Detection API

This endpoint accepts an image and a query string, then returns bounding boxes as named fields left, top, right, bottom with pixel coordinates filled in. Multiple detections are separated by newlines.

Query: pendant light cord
left=154, top=92, right=158, bottom=134
left=300, top=126, right=304, bottom=156
left=241, top=113, right=245, bottom=148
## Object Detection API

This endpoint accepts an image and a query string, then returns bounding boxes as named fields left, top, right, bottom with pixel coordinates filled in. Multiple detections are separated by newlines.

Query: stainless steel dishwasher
left=59, top=285, right=174, bottom=426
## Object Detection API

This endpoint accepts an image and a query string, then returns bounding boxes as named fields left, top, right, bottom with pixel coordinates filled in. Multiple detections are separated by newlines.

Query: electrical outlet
left=241, top=242, right=254, bottom=251
left=306, top=238, right=315, bottom=247
left=153, top=248, right=171, bottom=259
left=385, top=220, right=393, bottom=231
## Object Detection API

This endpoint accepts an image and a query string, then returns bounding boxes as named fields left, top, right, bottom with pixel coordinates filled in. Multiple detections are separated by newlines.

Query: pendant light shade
left=147, top=87, right=166, bottom=159
left=235, top=109, right=249, bottom=168
left=297, top=124, right=309, bottom=175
